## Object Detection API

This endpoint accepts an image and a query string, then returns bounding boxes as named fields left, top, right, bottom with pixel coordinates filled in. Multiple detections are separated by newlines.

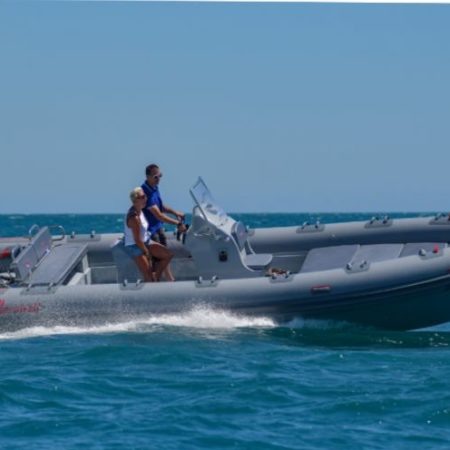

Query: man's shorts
left=150, top=228, right=167, bottom=265
left=151, top=228, right=167, bottom=247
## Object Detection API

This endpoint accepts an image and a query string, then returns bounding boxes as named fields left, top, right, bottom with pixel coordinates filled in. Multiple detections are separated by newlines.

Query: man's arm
left=161, top=204, right=185, bottom=220
left=149, top=205, right=182, bottom=226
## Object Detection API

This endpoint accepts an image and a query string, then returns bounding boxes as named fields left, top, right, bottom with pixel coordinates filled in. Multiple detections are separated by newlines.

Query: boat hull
left=2, top=269, right=450, bottom=332
left=3, top=215, right=450, bottom=333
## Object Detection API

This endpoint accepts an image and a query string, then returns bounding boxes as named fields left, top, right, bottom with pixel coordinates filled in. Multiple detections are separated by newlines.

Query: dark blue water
left=1, top=213, right=450, bottom=450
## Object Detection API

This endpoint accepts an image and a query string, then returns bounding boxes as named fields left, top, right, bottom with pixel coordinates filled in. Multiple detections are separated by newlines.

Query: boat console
left=184, top=178, right=273, bottom=279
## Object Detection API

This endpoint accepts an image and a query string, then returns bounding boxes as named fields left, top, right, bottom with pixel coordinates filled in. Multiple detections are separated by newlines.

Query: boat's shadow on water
left=258, top=320, right=450, bottom=349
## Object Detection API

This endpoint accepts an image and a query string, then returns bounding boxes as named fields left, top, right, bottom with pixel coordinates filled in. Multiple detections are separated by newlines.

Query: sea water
left=1, top=213, right=450, bottom=450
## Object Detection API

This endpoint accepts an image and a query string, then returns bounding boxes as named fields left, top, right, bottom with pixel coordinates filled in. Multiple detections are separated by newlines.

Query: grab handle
left=28, top=224, right=40, bottom=240
left=49, top=225, right=66, bottom=242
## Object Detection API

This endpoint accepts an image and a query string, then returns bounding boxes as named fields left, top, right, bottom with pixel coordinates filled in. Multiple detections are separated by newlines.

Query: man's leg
left=149, top=242, right=173, bottom=281
left=151, top=229, right=176, bottom=281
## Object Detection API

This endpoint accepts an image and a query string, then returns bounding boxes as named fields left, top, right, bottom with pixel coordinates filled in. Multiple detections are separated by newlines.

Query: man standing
left=141, top=164, right=186, bottom=281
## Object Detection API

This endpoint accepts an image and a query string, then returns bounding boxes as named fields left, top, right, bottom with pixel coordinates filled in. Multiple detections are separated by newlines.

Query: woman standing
left=124, top=187, right=173, bottom=282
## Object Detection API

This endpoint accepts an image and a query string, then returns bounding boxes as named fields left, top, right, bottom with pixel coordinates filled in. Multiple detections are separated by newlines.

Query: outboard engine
left=0, top=244, right=22, bottom=286
left=0, top=244, right=21, bottom=274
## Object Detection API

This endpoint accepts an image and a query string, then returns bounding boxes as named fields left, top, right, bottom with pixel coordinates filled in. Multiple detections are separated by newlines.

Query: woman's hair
left=129, top=187, right=144, bottom=202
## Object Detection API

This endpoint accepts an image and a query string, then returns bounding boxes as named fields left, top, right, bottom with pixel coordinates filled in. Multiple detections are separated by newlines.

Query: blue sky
left=1, top=2, right=449, bottom=213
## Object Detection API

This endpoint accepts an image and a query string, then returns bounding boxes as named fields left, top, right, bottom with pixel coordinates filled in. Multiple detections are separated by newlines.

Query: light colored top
left=124, top=207, right=150, bottom=246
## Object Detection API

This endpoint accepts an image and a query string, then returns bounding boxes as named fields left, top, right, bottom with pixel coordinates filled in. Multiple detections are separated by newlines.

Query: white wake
left=0, top=306, right=276, bottom=341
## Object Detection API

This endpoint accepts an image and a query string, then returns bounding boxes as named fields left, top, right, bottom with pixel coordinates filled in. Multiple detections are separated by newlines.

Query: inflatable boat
left=2, top=178, right=450, bottom=333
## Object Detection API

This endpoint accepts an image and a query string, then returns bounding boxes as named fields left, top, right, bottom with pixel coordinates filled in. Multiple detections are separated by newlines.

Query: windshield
left=190, top=177, right=228, bottom=224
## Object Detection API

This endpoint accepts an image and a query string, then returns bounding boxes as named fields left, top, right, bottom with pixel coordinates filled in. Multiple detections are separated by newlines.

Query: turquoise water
left=1, top=213, right=450, bottom=449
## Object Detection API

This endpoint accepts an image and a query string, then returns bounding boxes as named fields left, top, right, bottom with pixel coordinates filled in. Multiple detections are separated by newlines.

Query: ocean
left=1, top=213, right=450, bottom=450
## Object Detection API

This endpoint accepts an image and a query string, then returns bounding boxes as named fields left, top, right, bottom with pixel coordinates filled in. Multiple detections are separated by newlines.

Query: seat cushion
left=301, top=245, right=359, bottom=273
left=29, top=243, right=87, bottom=286
left=244, top=253, right=273, bottom=270
left=351, top=244, right=403, bottom=264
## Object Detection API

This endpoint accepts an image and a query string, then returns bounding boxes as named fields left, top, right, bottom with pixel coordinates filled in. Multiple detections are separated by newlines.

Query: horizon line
left=0, top=211, right=445, bottom=216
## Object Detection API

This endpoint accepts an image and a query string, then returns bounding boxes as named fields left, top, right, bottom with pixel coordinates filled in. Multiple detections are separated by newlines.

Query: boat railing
left=28, top=224, right=66, bottom=243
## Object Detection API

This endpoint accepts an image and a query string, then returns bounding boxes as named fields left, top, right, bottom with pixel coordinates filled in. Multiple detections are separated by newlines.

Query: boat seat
left=11, top=227, right=53, bottom=281
left=232, top=221, right=248, bottom=251
left=301, top=244, right=411, bottom=274
left=401, top=243, right=447, bottom=257
left=232, top=221, right=273, bottom=270
left=244, top=253, right=273, bottom=270
left=301, top=245, right=359, bottom=273
left=350, top=244, right=403, bottom=264
left=111, top=239, right=140, bottom=283
left=27, top=243, right=88, bottom=286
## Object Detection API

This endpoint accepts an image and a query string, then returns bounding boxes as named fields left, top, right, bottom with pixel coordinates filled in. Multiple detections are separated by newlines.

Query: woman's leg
left=133, top=255, right=155, bottom=282
left=149, top=242, right=174, bottom=281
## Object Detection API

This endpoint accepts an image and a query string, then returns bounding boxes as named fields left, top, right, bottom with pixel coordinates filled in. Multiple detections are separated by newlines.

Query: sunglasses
left=152, top=173, right=163, bottom=180
left=136, top=195, right=146, bottom=200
